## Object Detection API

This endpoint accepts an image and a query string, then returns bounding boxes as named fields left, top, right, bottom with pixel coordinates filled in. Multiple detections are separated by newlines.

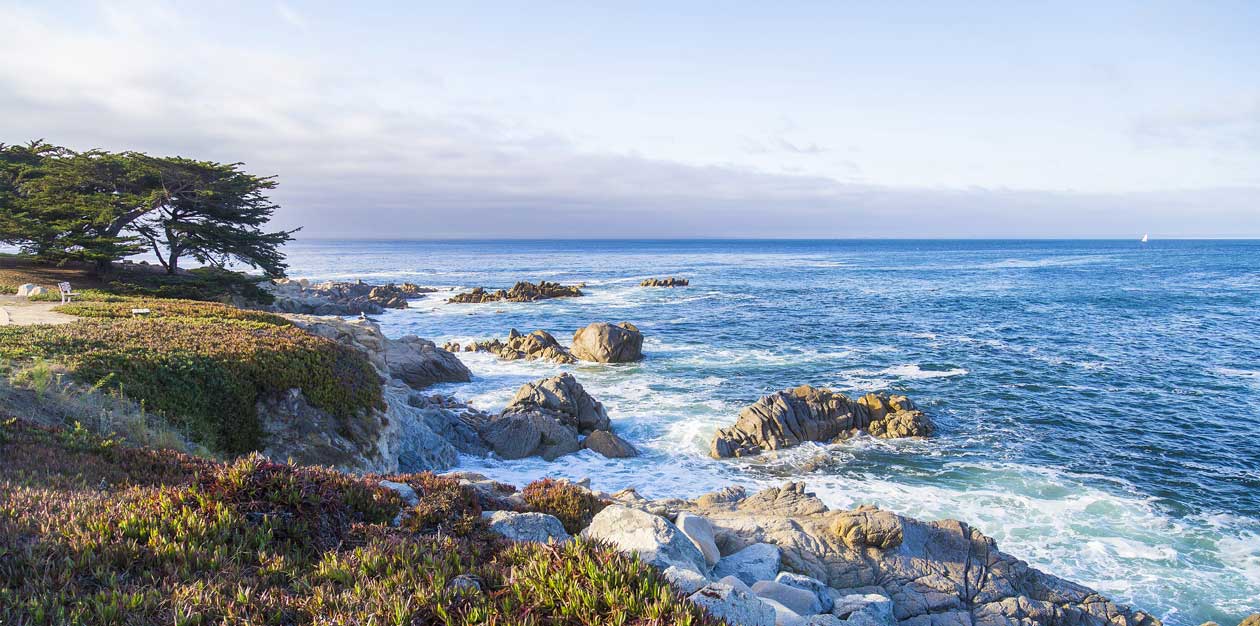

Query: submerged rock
left=581, top=429, right=639, bottom=458
left=710, top=386, right=932, bottom=458
left=447, top=280, right=583, bottom=304
left=571, top=321, right=644, bottom=363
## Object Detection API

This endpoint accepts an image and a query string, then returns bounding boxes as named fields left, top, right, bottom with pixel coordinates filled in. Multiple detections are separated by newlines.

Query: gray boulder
left=713, top=542, right=781, bottom=586
left=776, top=572, right=834, bottom=613
left=751, top=580, right=823, bottom=616
left=482, top=510, right=569, bottom=544
left=581, top=504, right=708, bottom=574
left=378, top=480, right=419, bottom=507
left=687, top=582, right=776, bottom=626
left=571, top=321, right=644, bottom=363
left=582, top=429, right=639, bottom=458
left=829, top=590, right=894, bottom=626
left=676, top=511, right=721, bottom=568
left=386, top=336, right=472, bottom=389
left=662, top=565, right=711, bottom=595
left=479, top=410, right=580, bottom=460
left=505, top=373, right=610, bottom=432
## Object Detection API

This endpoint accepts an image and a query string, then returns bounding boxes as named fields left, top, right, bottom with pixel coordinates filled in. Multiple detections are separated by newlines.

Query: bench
left=58, top=282, right=80, bottom=304
left=131, top=308, right=152, bottom=316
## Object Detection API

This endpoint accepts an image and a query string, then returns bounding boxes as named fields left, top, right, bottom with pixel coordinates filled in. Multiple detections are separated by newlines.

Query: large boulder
left=775, top=572, right=835, bottom=613
left=571, top=322, right=644, bottom=363
left=386, top=336, right=472, bottom=389
left=713, top=542, right=781, bottom=586
left=676, top=511, right=722, bottom=568
left=581, top=505, right=709, bottom=574
left=686, top=482, right=1162, bottom=626
left=710, top=386, right=932, bottom=458
left=505, top=373, right=610, bottom=432
left=687, top=582, right=776, bottom=626
left=751, top=580, right=823, bottom=616
left=482, top=511, right=570, bottom=543
left=15, top=283, right=46, bottom=297
left=478, top=410, right=580, bottom=460
left=582, top=429, right=639, bottom=458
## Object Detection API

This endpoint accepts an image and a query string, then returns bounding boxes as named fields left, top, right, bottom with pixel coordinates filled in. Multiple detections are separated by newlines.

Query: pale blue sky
left=2, top=1, right=1257, bottom=237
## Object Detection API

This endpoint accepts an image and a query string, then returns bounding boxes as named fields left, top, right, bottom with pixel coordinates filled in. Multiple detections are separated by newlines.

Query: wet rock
left=640, top=277, right=689, bottom=287
left=505, top=373, right=610, bottom=432
left=713, top=542, right=781, bottom=586
left=687, top=582, right=776, bottom=626
left=571, top=321, right=644, bottom=363
left=448, top=280, right=583, bottom=304
left=482, top=510, right=570, bottom=543
left=581, top=504, right=708, bottom=574
left=457, top=329, right=576, bottom=364
left=478, top=410, right=580, bottom=460
left=710, top=386, right=932, bottom=458
left=582, top=429, right=639, bottom=458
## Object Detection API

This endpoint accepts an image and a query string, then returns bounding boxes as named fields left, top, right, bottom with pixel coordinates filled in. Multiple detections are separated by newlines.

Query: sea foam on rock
left=711, top=386, right=932, bottom=458
left=471, top=373, right=639, bottom=460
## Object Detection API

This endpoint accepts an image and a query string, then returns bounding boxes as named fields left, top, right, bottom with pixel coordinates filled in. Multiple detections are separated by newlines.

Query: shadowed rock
left=448, top=280, right=583, bottom=304
left=640, top=277, right=689, bottom=287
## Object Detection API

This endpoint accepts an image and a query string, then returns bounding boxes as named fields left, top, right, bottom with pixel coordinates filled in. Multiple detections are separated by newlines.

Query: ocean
left=282, top=238, right=1260, bottom=625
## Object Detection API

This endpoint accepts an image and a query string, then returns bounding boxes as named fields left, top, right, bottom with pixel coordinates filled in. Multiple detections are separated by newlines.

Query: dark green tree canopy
left=0, top=141, right=295, bottom=275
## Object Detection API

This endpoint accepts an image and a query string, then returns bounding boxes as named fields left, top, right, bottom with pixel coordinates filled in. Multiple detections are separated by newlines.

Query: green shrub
left=522, top=478, right=609, bottom=534
left=0, top=315, right=382, bottom=454
left=0, top=419, right=727, bottom=625
left=106, top=267, right=275, bottom=304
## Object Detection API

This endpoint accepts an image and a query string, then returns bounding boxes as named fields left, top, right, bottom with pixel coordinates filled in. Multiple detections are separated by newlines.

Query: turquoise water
left=283, top=239, right=1260, bottom=625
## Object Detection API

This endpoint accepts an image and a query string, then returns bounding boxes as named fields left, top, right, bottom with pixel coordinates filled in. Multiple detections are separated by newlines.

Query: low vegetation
left=522, top=478, right=610, bottom=534
left=0, top=301, right=382, bottom=454
left=0, top=419, right=726, bottom=625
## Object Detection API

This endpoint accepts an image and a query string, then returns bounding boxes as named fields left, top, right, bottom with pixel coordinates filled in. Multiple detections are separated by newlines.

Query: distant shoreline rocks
left=640, top=277, right=689, bottom=287
left=447, top=280, right=584, bottom=304
left=267, top=279, right=435, bottom=315
left=711, top=386, right=932, bottom=458
left=444, top=329, right=576, bottom=364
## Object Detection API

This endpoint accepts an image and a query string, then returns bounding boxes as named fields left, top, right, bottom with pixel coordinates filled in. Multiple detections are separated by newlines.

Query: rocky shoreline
left=240, top=275, right=1235, bottom=626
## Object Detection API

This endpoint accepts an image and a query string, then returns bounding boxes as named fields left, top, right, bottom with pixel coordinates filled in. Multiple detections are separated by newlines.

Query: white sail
left=1141, top=233, right=1149, bottom=243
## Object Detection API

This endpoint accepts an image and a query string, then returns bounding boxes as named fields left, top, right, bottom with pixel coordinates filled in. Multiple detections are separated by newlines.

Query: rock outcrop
left=445, top=329, right=576, bottom=364
left=710, top=386, right=932, bottom=458
left=571, top=321, right=644, bottom=363
left=451, top=477, right=1159, bottom=626
left=447, top=280, right=583, bottom=304
left=267, top=279, right=434, bottom=315
left=470, top=373, right=638, bottom=461
left=262, top=315, right=478, bottom=473
left=640, top=277, right=689, bottom=287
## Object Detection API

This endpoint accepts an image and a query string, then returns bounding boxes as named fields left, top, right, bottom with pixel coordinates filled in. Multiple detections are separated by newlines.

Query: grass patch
left=0, top=306, right=382, bottom=454
left=0, top=419, right=726, bottom=625
left=55, top=298, right=290, bottom=325
left=0, top=256, right=272, bottom=304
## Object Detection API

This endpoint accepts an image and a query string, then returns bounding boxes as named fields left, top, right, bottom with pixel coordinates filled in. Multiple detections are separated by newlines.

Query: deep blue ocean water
left=282, top=239, right=1260, bottom=625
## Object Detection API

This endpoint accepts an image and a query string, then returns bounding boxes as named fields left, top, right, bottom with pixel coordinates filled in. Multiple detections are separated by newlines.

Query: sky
left=2, top=1, right=1258, bottom=238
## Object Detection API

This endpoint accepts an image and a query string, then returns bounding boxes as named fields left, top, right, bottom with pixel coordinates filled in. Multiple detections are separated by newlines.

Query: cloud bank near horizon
left=2, top=2, right=1257, bottom=238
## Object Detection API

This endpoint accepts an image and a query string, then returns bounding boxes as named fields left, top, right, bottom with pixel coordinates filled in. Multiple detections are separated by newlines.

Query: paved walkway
left=0, top=296, right=77, bottom=326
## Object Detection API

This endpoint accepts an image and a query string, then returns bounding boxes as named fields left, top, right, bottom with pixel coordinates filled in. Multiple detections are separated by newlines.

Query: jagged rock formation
left=571, top=321, right=644, bottom=363
left=711, top=386, right=932, bottom=458
left=444, top=328, right=576, bottom=364
left=386, top=336, right=472, bottom=388
left=447, top=280, right=583, bottom=304
left=567, top=481, right=1163, bottom=626
left=640, top=277, right=689, bottom=287
left=470, top=373, right=638, bottom=461
left=267, top=279, right=435, bottom=315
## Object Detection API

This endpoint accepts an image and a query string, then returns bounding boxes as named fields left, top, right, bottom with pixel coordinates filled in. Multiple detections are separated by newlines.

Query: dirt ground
left=0, top=296, right=77, bottom=326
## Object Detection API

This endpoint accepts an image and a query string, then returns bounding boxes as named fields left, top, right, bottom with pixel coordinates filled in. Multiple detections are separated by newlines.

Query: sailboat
left=1140, top=233, right=1149, bottom=243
